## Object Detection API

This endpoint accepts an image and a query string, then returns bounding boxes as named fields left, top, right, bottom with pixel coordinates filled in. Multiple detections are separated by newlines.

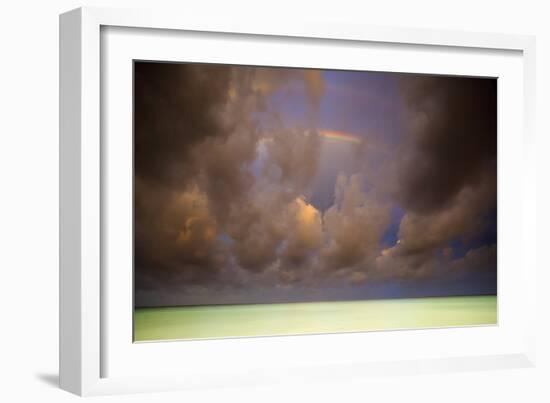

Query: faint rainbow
left=319, top=130, right=363, bottom=145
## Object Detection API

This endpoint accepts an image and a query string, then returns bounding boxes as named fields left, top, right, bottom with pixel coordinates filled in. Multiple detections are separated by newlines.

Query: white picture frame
left=59, top=6, right=537, bottom=396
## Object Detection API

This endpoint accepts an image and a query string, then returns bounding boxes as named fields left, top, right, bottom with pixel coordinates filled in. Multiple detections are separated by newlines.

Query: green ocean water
left=134, top=295, right=497, bottom=342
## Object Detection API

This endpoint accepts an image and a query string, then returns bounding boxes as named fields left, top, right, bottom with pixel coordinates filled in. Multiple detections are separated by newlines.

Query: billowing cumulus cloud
left=395, top=173, right=495, bottom=256
left=134, top=181, right=228, bottom=289
left=282, top=197, right=323, bottom=265
left=263, top=129, right=321, bottom=189
left=134, top=62, right=497, bottom=307
left=134, top=62, right=328, bottom=294
left=368, top=75, right=497, bottom=281
left=322, top=174, right=389, bottom=271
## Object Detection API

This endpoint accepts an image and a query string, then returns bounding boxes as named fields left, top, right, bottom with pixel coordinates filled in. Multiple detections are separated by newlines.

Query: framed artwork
left=59, top=7, right=537, bottom=396
left=132, top=61, right=497, bottom=342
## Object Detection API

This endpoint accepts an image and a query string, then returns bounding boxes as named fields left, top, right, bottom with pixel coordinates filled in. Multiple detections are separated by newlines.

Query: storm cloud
left=134, top=62, right=497, bottom=307
left=396, top=76, right=497, bottom=214
left=369, top=75, right=498, bottom=280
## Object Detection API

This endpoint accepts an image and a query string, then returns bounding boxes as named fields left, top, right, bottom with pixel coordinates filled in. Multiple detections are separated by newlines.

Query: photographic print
left=133, top=61, right=497, bottom=342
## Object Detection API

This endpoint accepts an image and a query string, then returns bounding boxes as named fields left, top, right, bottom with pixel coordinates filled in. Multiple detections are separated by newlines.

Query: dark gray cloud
left=134, top=62, right=234, bottom=187
left=364, top=76, right=498, bottom=281
left=396, top=76, right=497, bottom=214
left=134, top=63, right=497, bottom=307
left=134, top=62, right=329, bottom=297
left=134, top=62, right=238, bottom=290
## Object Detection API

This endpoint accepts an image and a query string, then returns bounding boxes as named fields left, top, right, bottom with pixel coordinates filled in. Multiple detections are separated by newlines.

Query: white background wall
left=0, top=1, right=548, bottom=401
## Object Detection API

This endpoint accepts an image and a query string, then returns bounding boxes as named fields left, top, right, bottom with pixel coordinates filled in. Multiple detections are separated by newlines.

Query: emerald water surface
left=134, top=295, right=496, bottom=342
